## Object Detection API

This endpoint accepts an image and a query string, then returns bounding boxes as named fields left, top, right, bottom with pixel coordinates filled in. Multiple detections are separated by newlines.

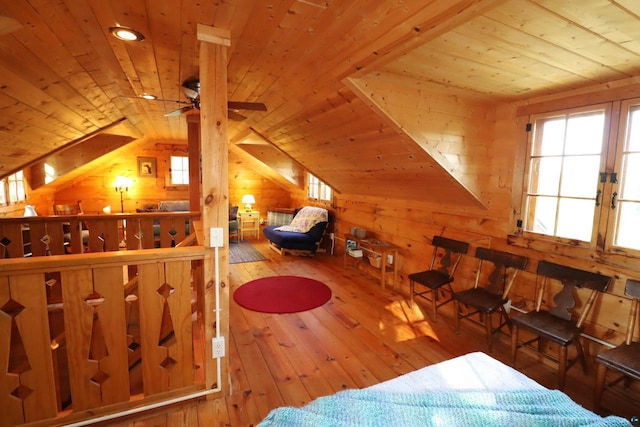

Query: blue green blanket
left=258, top=389, right=631, bottom=426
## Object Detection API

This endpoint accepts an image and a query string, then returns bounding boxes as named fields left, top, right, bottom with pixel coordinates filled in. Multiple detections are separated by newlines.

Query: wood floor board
left=93, top=240, right=639, bottom=426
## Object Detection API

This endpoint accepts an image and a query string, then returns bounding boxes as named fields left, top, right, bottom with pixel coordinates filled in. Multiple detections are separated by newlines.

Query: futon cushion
left=276, top=206, right=328, bottom=233
left=263, top=221, right=328, bottom=251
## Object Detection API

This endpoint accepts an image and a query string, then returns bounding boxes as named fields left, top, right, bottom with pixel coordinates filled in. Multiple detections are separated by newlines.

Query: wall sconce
left=241, top=194, right=256, bottom=211
left=114, top=176, right=132, bottom=213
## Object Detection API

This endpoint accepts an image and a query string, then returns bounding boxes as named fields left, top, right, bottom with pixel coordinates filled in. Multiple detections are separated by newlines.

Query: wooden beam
left=197, top=24, right=231, bottom=46
left=187, top=114, right=201, bottom=211
left=198, top=25, right=230, bottom=396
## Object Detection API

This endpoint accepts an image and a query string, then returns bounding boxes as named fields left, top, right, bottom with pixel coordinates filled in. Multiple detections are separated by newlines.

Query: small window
left=0, top=179, right=6, bottom=205
left=308, top=173, right=332, bottom=201
left=170, top=156, right=189, bottom=185
left=523, top=107, right=607, bottom=243
left=7, top=171, right=26, bottom=203
left=44, top=163, right=55, bottom=184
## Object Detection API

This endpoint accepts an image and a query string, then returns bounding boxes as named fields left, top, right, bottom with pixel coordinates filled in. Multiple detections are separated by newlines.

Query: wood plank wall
left=287, top=79, right=640, bottom=358
left=21, top=142, right=291, bottom=218
left=11, top=76, right=640, bottom=369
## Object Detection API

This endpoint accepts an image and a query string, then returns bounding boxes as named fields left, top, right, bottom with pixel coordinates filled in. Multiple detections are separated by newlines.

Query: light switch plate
left=210, top=227, right=224, bottom=247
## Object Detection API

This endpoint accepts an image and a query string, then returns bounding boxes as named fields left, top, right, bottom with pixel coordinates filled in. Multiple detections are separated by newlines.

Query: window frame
left=308, top=173, right=332, bottom=202
left=520, top=99, right=640, bottom=257
left=0, top=171, right=26, bottom=206
left=169, top=155, right=190, bottom=186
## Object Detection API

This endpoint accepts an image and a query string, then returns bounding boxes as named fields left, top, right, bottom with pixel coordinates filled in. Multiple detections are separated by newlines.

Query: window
left=170, top=156, right=189, bottom=185
left=308, top=173, right=332, bottom=201
left=522, top=100, right=640, bottom=253
left=0, top=171, right=26, bottom=205
left=44, top=163, right=55, bottom=184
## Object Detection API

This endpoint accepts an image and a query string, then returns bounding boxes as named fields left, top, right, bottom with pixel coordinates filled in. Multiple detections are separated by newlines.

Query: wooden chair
left=53, top=201, right=83, bottom=215
left=453, top=247, right=528, bottom=352
left=53, top=201, right=86, bottom=253
left=408, top=236, right=469, bottom=321
left=511, top=261, right=611, bottom=390
left=594, top=278, right=640, bottom=411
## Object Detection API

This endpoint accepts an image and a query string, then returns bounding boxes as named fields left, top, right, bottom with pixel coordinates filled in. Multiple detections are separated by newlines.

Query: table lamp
left=242, top=194, right=255, bottom=211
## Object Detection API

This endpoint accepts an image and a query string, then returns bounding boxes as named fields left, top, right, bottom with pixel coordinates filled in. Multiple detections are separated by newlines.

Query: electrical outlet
left=212, top=336, right=225, bottom=358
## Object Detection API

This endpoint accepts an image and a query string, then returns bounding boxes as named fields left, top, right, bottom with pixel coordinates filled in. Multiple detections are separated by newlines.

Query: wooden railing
left=0, top=212, right=198, bottom=258
left=0, top=234, right=208, bottom=426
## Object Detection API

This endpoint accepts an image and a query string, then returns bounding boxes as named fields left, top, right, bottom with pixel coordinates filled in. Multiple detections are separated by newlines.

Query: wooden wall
left=290, top=79, right=640, bottom=355
left=21, top=142, right=291, bottom=218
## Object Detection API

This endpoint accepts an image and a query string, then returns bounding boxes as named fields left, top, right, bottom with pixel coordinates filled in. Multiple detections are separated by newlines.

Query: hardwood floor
left=109, top=240, right=638, bottom=426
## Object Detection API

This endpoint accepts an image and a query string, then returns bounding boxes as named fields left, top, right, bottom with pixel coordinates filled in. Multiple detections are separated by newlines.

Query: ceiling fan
left=162, top=79, right=267, bottom=120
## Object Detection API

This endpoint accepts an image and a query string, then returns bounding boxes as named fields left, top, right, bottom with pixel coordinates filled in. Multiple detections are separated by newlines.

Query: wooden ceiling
left=2, top=0, right=640, bottom=206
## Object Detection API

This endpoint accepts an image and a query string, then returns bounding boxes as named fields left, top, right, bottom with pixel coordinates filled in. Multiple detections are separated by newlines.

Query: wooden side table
left=238, top=211, right=260, bottom=240
left=344, top=233, right=399, bottom=288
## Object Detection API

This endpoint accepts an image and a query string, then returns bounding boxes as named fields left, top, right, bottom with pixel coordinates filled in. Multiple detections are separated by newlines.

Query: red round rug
left=233, top=275, right=332, bottom=313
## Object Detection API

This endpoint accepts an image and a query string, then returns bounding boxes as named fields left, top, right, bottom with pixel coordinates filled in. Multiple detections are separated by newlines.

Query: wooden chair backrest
left=53, top=201, right=83, bottom=215
left=535, top=261, right=611, bottom=324
left=624, top=278, right=640, bottom=345
left=473, top=247, right=528, bottom=297
left=429, top=236, right=470, bottom=277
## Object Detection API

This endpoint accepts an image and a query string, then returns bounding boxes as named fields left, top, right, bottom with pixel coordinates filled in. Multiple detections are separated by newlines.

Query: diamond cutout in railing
left=1, top=299, right=25, bottom=318
left=1, top=236, right=11, bottom=258
left=90, top=370, right=110, bottom=386
left=84, top=291, right=104, bottom=304
left=160, top=356, right=177, bottom=370
left=11, top=384, right=33, bottom=401
left=168, top=228, right=177, bottom=237
left=156, top=282, right=175, bottom=299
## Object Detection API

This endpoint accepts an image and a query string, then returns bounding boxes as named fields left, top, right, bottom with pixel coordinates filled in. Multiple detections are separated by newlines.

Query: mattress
left=369, top=351, right=542, bottom=393
left=259, top=352, right=632, bottom=426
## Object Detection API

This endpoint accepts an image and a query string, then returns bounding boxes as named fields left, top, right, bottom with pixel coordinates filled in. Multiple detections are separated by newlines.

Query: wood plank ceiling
left=1, top=0, right=640, bottom=206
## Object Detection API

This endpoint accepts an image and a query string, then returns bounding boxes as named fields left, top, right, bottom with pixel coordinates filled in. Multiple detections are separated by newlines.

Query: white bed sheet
left=369, top=351, right=544, bottom=393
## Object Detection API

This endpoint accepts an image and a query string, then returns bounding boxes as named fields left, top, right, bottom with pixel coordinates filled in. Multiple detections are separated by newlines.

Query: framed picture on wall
left=138, top=157, right=157, bottom=177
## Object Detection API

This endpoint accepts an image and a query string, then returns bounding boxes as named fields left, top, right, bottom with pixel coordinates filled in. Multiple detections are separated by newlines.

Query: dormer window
left=308, top=173, right=332, bottom=202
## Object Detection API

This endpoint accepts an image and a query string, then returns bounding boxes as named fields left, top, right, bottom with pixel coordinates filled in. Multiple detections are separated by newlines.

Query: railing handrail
left=0, top=211, right=201, bottom=223
left=0, top=246, right=205, bottom=274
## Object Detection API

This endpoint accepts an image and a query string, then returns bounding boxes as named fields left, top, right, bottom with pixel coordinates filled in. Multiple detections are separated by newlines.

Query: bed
left=262, top=206, right=330, bottom=255
left=258, top=352, right=633, bottom=426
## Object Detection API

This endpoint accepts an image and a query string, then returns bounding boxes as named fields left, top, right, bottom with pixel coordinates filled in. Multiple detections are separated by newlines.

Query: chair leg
left=594, top=363, right=607, bottom=412
left=409, top=280, right=414, bottom=307
left=486, top=312, right=493, bottom=352
left=558, top=345, right=568, bottom=390
left=431, top=289, right=438, bottom=322
left=454, top=300, right=461, bottom=334
left=511, top=325, right=519, bottom=368
left=575, top=338, right=588, bottom=374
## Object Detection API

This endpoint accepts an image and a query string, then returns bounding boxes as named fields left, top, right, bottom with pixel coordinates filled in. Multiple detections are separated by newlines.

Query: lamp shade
left=241, top=195, right=256, bottom=205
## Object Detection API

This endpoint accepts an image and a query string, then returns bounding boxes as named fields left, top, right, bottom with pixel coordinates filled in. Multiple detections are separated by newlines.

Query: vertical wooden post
left=187, top=114, right=201, bottom=212
left=197, top=25, right=231, bottom=395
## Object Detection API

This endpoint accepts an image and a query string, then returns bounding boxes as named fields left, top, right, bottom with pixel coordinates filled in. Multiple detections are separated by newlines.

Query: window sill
left=507, top=233, right=640, bottom=267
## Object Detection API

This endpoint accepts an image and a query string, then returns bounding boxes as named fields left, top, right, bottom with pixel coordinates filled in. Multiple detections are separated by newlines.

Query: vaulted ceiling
left=2, top=0, right=640, bottom=207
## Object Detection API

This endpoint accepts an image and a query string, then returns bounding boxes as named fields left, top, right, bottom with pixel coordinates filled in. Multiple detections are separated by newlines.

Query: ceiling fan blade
left=165, top=105, right=194, bottom=117
left=228, top=110, right=247, bottom=121
left=227, top=101, right=267, bottom=111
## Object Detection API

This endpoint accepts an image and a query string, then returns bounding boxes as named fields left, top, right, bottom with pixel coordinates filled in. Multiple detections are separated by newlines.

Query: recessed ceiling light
left=109, top=26, right=145, bottom=42
left=140, top=93, right=156, bottom=100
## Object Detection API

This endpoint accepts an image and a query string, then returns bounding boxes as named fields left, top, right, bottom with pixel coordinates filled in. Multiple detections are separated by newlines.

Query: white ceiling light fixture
left=109, top=26, right=145, bottom=42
